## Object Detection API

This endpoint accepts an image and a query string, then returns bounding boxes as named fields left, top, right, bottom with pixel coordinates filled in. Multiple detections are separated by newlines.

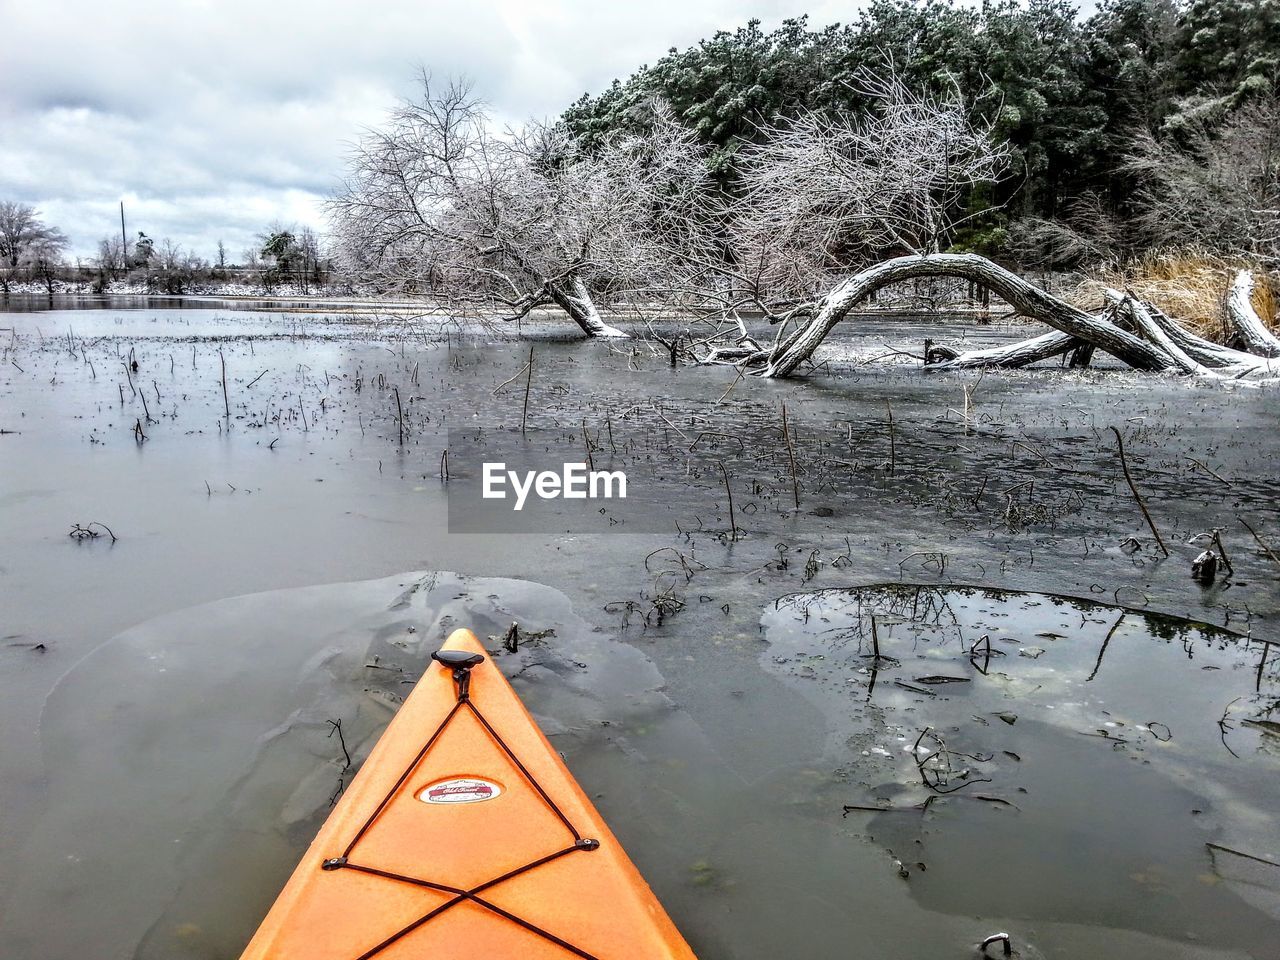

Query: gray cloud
left=0, top=0, right=844, bottom=261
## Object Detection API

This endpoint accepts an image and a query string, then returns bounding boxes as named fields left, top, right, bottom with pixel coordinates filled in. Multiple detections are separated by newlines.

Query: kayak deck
left=240, top=628, right=696, bottom=959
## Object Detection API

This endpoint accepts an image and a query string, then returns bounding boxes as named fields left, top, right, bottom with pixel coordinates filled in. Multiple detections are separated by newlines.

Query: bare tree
left=1126, top=97, right=1280, bottom=263
left=330, top=75, right=716, bottom=337
left=242, top=246, right=263, bottom=275
left=0, top=202, right=68, bottom=292
left=27, top=236, right=67, bottom=296
left=150, top=238, right=204, bottom=294
left=0, top=201, right=67, bottom=268
left=1007, top=192, right=1125, bottom=270
left=728, top=68, right=1010, bottom=304
left=296, top=227, right=322, bottom=292
left=96, top=236, right=127, bottom=277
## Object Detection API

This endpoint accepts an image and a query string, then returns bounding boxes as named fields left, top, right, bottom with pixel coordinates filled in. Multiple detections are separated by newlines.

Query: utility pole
left=120, top=202, right=127, bottom=266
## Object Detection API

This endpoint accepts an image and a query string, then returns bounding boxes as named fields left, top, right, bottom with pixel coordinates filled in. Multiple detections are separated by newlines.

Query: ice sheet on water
left=759, top=582, right=1280, bottom=949
left=8, top=571, right=674, bottom=960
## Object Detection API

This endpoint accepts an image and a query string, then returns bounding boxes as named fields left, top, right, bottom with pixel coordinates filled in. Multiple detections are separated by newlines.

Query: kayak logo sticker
left=419, top=777, right=503, bottom=805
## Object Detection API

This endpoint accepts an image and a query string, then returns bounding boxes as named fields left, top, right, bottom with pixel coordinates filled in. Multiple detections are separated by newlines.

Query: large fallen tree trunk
left=1152, top=310, right=1280, bottom=376
left=1104, top=290, right=1218, bottom=376
left=763, top=254, right=1173, bottom=378
left=697, top=254, right=1280, bottom=380
left=1103, top=289, right=1280, bottom=378
left=1226, top=271, right=1280, bottom=358
left=1143, top=304, right=1250, bottom=367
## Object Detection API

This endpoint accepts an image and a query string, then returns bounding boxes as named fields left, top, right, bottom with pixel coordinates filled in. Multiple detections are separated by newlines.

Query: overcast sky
left=0, top=0, right=865, bottom=263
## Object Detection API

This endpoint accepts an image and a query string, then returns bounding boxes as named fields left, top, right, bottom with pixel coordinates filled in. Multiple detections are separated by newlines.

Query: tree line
left=6, top=0, right=1275, bottom=317
left=563, top=0, right=1279, bottom=267
left=327, top=0, right=1277, bottom=338
left=0, top=203, right=333, bottom=296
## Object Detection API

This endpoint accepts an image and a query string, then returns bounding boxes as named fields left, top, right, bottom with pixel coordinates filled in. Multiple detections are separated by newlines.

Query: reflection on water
left=762, top=584, right=1280, bottom=955
left=0, top=292, right=416, bottom=314
left=1, top=293, right=209, bottom=313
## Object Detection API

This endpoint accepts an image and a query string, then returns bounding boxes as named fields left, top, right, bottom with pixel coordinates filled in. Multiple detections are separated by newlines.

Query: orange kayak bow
left=240, top=628, right=696, bottom=959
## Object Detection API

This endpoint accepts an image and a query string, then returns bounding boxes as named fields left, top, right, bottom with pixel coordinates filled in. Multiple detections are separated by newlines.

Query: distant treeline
left=0, top=216, right=337, bottom=296
left=563, top=0, right=1280, bottom=265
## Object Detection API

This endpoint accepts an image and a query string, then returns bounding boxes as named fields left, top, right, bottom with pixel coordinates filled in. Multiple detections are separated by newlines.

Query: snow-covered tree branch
left=1125, top=97, right=1280, bottom=264
left=329, top=75, right=717, bottom=337
left=727, top=68, right=1010, bottom=304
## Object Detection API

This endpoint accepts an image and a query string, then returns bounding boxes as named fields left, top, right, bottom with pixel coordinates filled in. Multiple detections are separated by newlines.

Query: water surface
left=2, top=301, right=1278, bottom=959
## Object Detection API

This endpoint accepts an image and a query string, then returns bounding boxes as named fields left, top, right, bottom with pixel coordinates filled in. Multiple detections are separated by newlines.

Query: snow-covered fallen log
left=763, top=254, right=1173, bottom=378
left=1104, top=290, right=1218, bottom=377
left=928, top=330, right=1080, bottom=370
left=698, top=255, right=1280, bottom=382
left=1225, top=271, right=1280, bottom=358
left=1103, top=289, right=1280, bottom=379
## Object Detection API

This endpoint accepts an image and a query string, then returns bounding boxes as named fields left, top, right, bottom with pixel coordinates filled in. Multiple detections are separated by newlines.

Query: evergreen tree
left=562, top=0, right=1280, bottom=261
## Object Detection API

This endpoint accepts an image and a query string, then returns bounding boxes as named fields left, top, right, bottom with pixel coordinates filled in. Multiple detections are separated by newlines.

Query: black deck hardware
left=431, top=649, right=486, bottom=669
left=431, top=649, right=486, bottom=700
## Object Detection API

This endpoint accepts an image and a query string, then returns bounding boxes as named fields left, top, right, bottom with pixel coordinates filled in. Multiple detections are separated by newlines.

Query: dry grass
left=1081, top=249, right=1279, bottom=341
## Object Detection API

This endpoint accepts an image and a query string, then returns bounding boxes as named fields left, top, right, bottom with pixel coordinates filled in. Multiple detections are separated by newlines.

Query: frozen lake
left=2, top=299, right=1278, bottom=959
